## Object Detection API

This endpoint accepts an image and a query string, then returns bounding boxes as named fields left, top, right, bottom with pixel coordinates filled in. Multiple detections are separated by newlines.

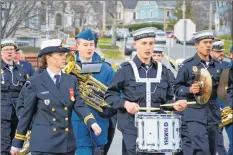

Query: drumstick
left=138, top=107, right=160, bottom=111
left=160, top=101, right=196, bottom=107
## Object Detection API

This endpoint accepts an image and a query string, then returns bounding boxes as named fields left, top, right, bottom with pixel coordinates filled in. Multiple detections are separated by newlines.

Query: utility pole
left=209, top=2, right=213, bottom=30
left=182, top=1, right=186, bottom=59
left=232, top=1, right=233, bottom=44
left=163, top=3, right=166, bottom=31
left=46, top=5, right=49, bottom=40
left=102, top=1, right=106, bottom=35
left=0, top=1, right=2, bottom=42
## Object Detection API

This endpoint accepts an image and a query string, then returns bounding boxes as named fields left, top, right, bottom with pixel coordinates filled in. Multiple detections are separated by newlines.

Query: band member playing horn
left=225, top=46, right=233, bottom=155
left=152, top=45, right=175, bottom=85
left=105, top=27, right=187, bottom=155
left=173, top=30, right=225, bottom=155
left=210, top=40, right=228, bottom=155
left=71, top=29, right=116, bottom=155
left=10, top=39, right=101, bottom=155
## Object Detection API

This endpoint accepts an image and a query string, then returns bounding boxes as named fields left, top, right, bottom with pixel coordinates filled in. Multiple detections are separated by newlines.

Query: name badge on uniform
left=69, top=88, right=75, bottom=102
left=1, top=69, right=5, bottom=84
left=40, top=91, right=49, bottom=94
left=44, top=99, right=50, bottom=105
left=192, top=66, right=198, bottom=72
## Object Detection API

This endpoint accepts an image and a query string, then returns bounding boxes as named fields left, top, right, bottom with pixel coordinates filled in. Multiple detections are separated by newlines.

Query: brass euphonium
left=63, top=52, right=110, bottom=112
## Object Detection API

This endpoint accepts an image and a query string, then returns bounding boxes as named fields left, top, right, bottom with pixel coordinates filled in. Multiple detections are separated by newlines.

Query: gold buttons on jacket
left=53, top=128, right=56, bottom=132
left=64, top=107, right=68, bottom=111
left=52, top=118, right=56, bottom=122
left=65, top=128, right=69, bottom=132
left=52, top=108, right=55, bottom=112
left=65, top=117, right=68, bottom=121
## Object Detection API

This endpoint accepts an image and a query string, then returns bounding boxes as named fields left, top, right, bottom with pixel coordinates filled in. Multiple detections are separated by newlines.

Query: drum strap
left=128, top=61, right=162, bottom=112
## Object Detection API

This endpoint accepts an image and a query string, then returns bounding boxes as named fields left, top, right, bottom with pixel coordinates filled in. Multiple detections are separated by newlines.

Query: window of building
left=40, top=11, right=46, bottom=25
left=166, top=10, right=171, bottom=17
left=56, top=13, right=62, bottom=26
left=25, top=18, right=29, bottom=28
left=133, top=12, right=136, bottom=19
left=135, top=12, right=138, bottom=19
left=150, top=10, right=153, bottom=18
left=141, top=11, right=144, bottom=19
left=119, top=12, right=121, bottom=19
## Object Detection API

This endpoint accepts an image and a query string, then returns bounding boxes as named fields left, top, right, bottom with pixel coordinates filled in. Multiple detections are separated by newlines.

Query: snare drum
left=135, top=112, right=181, bottom=153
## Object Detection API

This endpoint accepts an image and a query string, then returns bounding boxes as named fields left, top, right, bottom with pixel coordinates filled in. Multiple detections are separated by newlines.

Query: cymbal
left=217, top=69, right=229, bottom=104
left=194, top=69, right=212, bottom=104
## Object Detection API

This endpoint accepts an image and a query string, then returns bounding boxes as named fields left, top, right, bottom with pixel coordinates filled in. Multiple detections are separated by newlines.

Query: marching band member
left=72, top=29, right=116, bottom=155
left=1, top=39, right=27, bottom=155
left=10, top=39, right=101, bottom=155
left=104, top=27, right=187, bottom=155
left=226, top=46, right=233, bottom=155
left=173, top=30, right=225, bottom=155
left=14, top=49, right=35, bottom=77
left=210, top=40, right=228, bottom=155
left=152, top=45, right=175, bottom=85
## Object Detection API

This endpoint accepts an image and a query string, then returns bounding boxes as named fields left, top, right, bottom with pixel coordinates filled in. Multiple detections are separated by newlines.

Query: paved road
left=106, top=40, right=230, bottom=155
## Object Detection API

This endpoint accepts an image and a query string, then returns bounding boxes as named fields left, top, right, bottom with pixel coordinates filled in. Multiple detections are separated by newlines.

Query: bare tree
left=105, top=1, right=117, bottom=47
left=70, top=1, right=93, bottom=28
left=1, top=1, right=38, bottom=38
left=190, top=2, right=210, bottom=31
left=215, top=1, right=232, bottom=36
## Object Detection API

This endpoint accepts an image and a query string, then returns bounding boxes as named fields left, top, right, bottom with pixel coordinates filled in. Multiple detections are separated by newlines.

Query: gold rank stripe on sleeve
left=15, top=130, right=26, bottom=140
left=84, top=114, right=95, bottom=125
left=15, top=135, right=26, bottom=141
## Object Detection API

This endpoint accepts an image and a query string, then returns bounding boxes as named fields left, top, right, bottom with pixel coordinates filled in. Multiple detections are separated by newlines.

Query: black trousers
left=1, top=119, right=18, bottom=155
left=103, top=126, right=116, bottom=155
left=216, top=127, right=227, bottom=155
left=182, top=121, right=218, bottom=155
left=31, top=151, right=75, bottom=155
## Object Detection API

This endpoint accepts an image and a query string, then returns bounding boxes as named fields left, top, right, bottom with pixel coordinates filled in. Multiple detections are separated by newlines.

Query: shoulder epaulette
left=183, top=57, right=194, bottom=64
left=103, top=61, right=112, bottom=67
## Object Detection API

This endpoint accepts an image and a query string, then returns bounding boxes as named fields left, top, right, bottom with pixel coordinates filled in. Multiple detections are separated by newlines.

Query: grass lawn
left=102, top=50, right=123, bottom=59
left=98, top=37, right=111, bottom=44
left=98, top=44, right=119, bottom=50
left=219, top=35, right=232, bottom=54
left=111, top=63, right=120, bottom=71
left=98, top=37, right=123, bottom=60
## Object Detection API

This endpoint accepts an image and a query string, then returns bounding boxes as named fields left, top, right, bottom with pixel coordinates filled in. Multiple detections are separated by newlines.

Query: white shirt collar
left=79, top=57, right=92, bottom=63
left=46, top=68, right=61, bottom=83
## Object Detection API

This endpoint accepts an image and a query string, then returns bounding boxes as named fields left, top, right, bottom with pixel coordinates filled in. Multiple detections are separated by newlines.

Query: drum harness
left=129, top=61, right=162, bottom=147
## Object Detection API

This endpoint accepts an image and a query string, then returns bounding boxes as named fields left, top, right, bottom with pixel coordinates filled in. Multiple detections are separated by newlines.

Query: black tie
left=54, top=75, right=60, bottom=88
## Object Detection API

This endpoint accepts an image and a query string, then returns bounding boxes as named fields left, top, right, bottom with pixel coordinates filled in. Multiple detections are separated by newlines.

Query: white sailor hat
left=1, top=39, right=18, bottom=49
left=193, top=30, right=215, bottom=42
left=38, top=39, right=69, bottom=57
left=153, top=45, right=164, bottom=54
left=212, top=40, right=224, bottom=51
left=131, top=27, right=157, bottom=41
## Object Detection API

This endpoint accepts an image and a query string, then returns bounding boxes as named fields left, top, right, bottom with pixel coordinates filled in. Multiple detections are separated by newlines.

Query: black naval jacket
left=12, top=70, right=96, bottom=153
left=173, top=53, right=225, bottom=125
left=228, top=66, right=233, bottom=108
left=1, top=60, right=27, bottom=120
left=105, top=55, right=174, bottom=135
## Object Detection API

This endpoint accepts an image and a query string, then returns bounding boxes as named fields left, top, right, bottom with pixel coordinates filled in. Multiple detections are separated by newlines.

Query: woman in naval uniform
left=10, top=39, right=102, bottom=155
